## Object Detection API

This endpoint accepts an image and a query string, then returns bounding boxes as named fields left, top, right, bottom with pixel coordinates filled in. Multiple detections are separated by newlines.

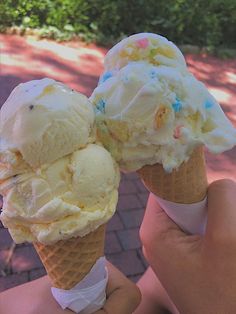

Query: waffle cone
left=137, top=147, right=208, bottom=204
left=34, top=224, right=106, bottom=290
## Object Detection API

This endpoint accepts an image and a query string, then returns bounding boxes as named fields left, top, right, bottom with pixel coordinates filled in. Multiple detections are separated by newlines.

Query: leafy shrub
left=0, top=0, right=235, bottom=49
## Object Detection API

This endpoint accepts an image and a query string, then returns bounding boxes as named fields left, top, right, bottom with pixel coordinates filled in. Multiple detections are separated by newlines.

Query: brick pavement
left=0, top=34, right=235, bottom=292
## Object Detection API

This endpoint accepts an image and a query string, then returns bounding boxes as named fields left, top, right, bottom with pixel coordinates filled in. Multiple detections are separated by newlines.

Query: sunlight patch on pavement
left=208, top=88, right=231, bottom=103
left=226, top=72, right=236, bottom=84
left=26, top=37, right=105, bottom=62
left=0, top=53, right=28, bottom=67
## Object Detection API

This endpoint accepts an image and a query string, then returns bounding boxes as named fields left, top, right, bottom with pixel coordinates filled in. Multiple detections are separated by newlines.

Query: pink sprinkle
left=174, top=125, right=183, bottom=139
left=136, top=38, right=149, bottom=49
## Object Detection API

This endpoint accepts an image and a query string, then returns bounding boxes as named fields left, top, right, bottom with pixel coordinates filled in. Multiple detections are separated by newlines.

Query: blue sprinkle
left=150, top=69, right=158, bottom=79
left=100, top=71, right=113, bottom=83
left=172, top=98, right=182, bottom=112
left=204, top=100, right=214, bottom=109
left=96, top=99, right=106, bottom=113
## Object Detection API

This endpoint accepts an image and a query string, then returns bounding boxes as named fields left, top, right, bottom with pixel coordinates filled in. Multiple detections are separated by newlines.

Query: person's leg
left=134, top=267, right=179, bottom=314
left=0, top=276, right=71, bottom=314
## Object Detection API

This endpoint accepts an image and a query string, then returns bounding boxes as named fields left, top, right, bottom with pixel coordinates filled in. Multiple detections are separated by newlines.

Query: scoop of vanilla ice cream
left=90, top=61, right=236, bottom=172
left=0, top=144, right=120, bottom=244
left=0, top=78, right=95, bottom=169
left=0, top=79, right=120, bottom=245
left=101, top=33, right=187, bottom=76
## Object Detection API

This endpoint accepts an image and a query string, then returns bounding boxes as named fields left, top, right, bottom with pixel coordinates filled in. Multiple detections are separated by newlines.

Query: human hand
left=140, top=179, right=236, bottom=314
left=95, top=261, right=141, bottom=313
left=0, top=261, right=141, bottom=314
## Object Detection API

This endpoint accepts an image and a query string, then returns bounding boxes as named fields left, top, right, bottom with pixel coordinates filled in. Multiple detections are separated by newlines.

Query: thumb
left=205, top=179, right=236, bottom=243
left=140, top=193, right=201, bottom=272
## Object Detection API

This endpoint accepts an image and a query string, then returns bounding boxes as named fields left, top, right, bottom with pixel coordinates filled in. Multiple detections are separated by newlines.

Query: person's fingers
left=205, top=179, right=236, bottom=245
left=134, top=267, right=179, bottom=314
left=140, top=193, right=201, bottom=267
left=139, top=192, right=203, bottom=309
left=96, top=261, right=141, bottom=314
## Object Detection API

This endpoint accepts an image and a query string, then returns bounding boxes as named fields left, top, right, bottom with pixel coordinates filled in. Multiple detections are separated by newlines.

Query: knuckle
left=127, top=283, right=142, bottom=307
left=134, top=287, right=142, bottom=307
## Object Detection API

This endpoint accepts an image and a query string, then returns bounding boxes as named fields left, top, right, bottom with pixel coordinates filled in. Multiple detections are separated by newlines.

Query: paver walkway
left=0, top=34, right=235, bottom=292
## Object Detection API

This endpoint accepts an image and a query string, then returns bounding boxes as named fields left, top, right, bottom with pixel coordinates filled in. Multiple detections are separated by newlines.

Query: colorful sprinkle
left=150, top=69, right=158, bottom=79
left=172, top=98, right=182, bottom=112
left=100, top=71, right=113, bottom=83
left=136, top=38, right=149, bottom=49
left=204, top=100, right=214, bottom=109
left=96, top=99, right=106, bottom=113
left=174, top=125, right=183, bottom=139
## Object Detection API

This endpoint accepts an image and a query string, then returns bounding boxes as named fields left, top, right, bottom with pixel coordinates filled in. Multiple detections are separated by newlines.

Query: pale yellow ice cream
left=0, top=78, right=95, bottom=170
left=0, top=79, right=120, bottom=244
left=90, top=35, right=236, bottom=172
left=0, top=144, right=119, bottom=244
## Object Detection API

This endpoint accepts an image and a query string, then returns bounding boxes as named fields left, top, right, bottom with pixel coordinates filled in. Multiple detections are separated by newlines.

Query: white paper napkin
left=51, top=256, right=108, bottom=314
left=153, top=194, right=207, bottom=234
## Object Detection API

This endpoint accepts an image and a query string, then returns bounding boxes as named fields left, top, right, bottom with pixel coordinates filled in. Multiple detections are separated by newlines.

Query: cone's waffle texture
left=34, top=224, right=106, bottom=290
left=137, top=147, right=208, bottom=204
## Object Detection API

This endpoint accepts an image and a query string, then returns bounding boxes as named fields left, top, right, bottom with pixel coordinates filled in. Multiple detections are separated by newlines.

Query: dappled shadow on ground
left=186, top=54, right=236, bottom=91
left=0, top=34, right=106, bottom=106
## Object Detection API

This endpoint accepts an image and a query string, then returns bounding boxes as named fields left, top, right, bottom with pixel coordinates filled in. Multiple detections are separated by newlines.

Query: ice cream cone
left=34, top=224, right=106, bottom=290
left=137, top=147, right=208, bottom=204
